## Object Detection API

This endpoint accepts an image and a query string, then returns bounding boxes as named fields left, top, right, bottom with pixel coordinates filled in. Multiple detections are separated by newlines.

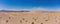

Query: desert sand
left=0, top=11, right=60, bottom=24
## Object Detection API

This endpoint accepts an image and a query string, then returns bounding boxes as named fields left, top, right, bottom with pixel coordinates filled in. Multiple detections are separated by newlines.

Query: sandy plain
left=0, top=11, right=60, bottom=24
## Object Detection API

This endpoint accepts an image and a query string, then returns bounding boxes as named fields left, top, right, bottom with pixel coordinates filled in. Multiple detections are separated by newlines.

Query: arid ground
left=0, top=11, right=60, bottom=24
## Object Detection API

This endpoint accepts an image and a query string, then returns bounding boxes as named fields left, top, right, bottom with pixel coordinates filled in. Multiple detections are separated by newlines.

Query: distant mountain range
left=0, top=10, right=59, bottom=12
left=0, top=10, right=30, bottom=12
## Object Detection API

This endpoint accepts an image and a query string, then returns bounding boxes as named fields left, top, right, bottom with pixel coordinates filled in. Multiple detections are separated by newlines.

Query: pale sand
left=0, top=11, right=60, bottom=24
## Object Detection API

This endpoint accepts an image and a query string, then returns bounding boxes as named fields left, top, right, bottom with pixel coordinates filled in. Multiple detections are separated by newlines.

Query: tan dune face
left=0, top=11, right=60, bottom=24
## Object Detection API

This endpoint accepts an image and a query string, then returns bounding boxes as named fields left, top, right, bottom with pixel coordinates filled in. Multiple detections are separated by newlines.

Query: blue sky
left=0, top=0, right=60, bottom=11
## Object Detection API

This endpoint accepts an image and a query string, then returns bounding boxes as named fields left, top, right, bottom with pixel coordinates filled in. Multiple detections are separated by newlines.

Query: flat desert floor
left=0, top=11, right=60, bottom=24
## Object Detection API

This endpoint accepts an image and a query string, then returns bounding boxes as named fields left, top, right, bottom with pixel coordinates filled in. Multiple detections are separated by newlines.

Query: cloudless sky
left=0, top=0, right=60, bottom=11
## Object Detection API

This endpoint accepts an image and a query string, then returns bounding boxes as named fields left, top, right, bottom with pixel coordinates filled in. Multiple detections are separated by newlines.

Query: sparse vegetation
left=0, top=11, right=60, bottom=24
